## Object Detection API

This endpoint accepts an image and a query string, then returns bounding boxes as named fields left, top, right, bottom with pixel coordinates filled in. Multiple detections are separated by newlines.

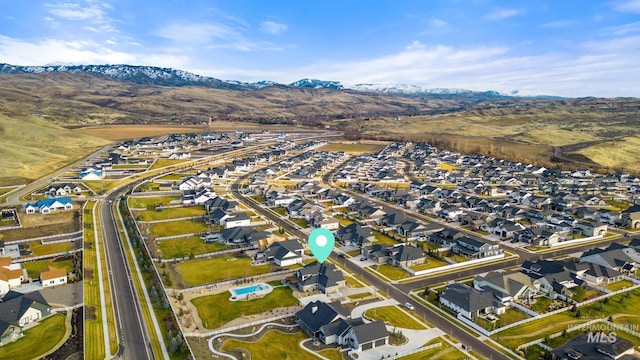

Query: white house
left=40, top=266, right=67, bottom=288
left=24, top=198, right=73, bottom=214
left=224, top=213, right=252, bottom=229
left=263, top=240, right=304, bottom=266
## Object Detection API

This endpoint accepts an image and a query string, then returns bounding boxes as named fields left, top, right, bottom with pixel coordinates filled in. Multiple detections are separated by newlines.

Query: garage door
left=375, top=339, right=386, bottom=347
left=361, top=342, right=373, bottom=351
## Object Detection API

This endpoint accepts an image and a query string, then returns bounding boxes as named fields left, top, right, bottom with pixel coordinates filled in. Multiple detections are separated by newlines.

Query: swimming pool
left=229, top=283, right=273, bottom=301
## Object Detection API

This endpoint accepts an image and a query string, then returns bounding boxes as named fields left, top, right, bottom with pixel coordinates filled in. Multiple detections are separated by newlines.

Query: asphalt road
left=230, top=176, right=511, bottom=360
left=101, top=193, right=154, bottom=360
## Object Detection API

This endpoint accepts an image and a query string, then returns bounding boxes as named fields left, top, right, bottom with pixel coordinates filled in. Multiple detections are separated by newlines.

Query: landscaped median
left=82, top=200, right=117, bottom=360
left=0, top=313, right=67, bottom=360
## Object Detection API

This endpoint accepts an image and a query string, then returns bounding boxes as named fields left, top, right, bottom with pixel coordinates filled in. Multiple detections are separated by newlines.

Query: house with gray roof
left=551, top=333, right=636, bottom=360
left=473, top=270, right=541, bottom=304
left=439, top=283, right=506, bottom=320
left=263, top=240, right=304, bottom=267
left=453, top=237, right=502, bottom=259
left=340, top=320, right=388, bottom=352
left=580, top=243, right=640, bottom=274
left=335, top=223, right=375, bottom=248
left=0, top=290, right=51, bottom=346
left=295, top=262, right=345, bottom=294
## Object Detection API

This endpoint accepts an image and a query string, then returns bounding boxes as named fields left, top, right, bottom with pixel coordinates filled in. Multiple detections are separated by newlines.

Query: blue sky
left=0, top=0, right=639, bottom=97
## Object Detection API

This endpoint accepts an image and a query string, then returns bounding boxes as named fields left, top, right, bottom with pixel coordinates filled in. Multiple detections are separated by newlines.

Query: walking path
left=207, top=322, right=301, bottom=360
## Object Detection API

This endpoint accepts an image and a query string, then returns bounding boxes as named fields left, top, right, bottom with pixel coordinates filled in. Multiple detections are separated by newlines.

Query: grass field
left=128, top=196, right=181, bottom=209
left=375, top=264, right=410, bottom=280
left=150, top=159, right=190, bottom=170
left=148, top=219, right=210, bottom=238
left=193, top=287, right=299, bottom=329
left=410, top=257, right=449, bottom=272
left=136, top=206, right=206, bottom=221
left=317, top=142, right=388, bottom=154
left=220, top=329, right=309, bottom=359
left=318, top=349, right=343, bottom=360
left=372, top=230, right=402, bottom=245
left=25, top=240, right=74, bottom=257
left=605, top=279, right=635, bottom=292
left=0, top=114, right=110, bottom=184
left=0, top=314, right=67, bottom=360
left=492, top=311, right=586, bottom=349
left=364, top=305, right=428, bottom=330
left=398, top=337, right=457, bottom=360
left=23, top=258, right=74, bottom=279
left=476, top=308, right=530, bottom=330
left=176, top=256, right=271, bottom=286
left=157, top=236, right=228, bottom=258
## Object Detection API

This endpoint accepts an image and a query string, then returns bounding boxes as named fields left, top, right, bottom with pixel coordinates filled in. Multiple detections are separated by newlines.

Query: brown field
left=0, top=114, right=109, bottom=184
left=317, top=141, right=388, bottom=154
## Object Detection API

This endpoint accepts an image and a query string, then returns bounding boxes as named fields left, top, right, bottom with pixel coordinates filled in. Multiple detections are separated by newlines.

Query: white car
left=405, top=302, right=415, bottom=311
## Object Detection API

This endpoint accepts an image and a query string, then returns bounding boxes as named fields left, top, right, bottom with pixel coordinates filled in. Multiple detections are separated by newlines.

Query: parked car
left=360, top=257, right=367, bottom=261
left=405, top=303, right=415, bottom=311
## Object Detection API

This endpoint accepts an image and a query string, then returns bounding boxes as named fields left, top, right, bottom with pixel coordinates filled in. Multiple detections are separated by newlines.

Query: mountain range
left=0, top=63, right=521, bottom=98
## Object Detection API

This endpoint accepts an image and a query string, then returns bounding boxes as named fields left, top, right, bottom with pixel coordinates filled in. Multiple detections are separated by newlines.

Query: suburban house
left=24, top=197, right=73, bottom=214
left=550, top=333, right=636, bottom=360
left=439, top=283, right=506, bottom=320
left=473, top=270, right=541, bottom=304
left=182, top=188, right=215, bottom=205
left=78, top=168, right=103, bottom=180
left=580, top=243, right=640, bottom=274
left=0, top=257, right=23, bottom=295
left=580, top=262, right=625, bottom=285
left=453, top=237, right=502, bottom=259
left=204, top=197, right=238, bottom=213
left=296, top=300, right=389, bottom=353
left=204, top=226, right=274, bottom=246
left=622, top=204, right=640, bottom=229
left=573, top=221, right=608, bottom=237
left=224, top=213, right=251, bottom=229
left=361, top=244, right=426, bottom=267
left=0, top=291, right=51, bottom=346
left=335, top=223, right=375, bottom=248
left=520, top=260, right=584, bottom=299
left=292, top=261, right=346, bottom=294
left=263, top=240, right=304, bottom=266
left=45, top=183, right=82, bottom=197
left=40, top=266, right=68, bottom=288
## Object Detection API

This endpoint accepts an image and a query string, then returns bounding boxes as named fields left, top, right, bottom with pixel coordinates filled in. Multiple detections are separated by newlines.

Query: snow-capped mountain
left=288, top=78, right=344, bottom=90
left=0, top=63, right=517, bottom=97
left=0, top=63, right=247, bottom=90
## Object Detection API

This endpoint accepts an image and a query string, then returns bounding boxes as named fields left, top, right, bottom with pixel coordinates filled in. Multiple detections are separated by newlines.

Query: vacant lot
left=220, top=329, right=308, bottom=358
left=176, top=256, right=271, bottom=286
left=128, top=196, right=181, bottom=209
left=193, top=287, right=299, bottom=329
left=136, top=206, right=206, bottom=221
left=317, top=141, right=388, bottom=154
left=148, top=219, right=209, bottom=238
left=19, top=209, right=79, bottom=228
left=156, top=236, right=227, bottom=259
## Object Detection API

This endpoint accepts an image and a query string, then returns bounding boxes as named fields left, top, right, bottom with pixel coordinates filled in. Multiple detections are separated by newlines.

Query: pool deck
left=229, top=282, right=273, bottom=301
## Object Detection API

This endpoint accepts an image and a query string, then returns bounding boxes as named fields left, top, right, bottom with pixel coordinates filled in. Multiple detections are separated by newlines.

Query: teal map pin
left=308, top=228, right=335, bottom=263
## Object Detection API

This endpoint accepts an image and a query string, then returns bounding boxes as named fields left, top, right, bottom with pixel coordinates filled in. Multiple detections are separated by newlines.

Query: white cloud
left=406, top=40, right=425, bottom=50
left=0, top=35, right=188, bottom=68
left=154, top=22, right=284, bottom=51
left=485, top=8, right=524, bottom=20
left=429, top=18, right=448, bottom=28
left=260, top=21, right=288, bottom=35
left=613, top=0, right=640, bottom=13
left=602, top=21, right=640, bottom=36
left=45, top=1, right=117, bottom=32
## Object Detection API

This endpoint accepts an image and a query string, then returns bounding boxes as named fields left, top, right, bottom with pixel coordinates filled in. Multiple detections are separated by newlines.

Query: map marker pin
left=308, top=228, right=335, bottom=263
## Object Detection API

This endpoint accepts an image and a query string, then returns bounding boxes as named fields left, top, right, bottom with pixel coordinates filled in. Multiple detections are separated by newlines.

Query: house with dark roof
left=294, top=261, right=345, bottom=294
left=263, top=240, right=304, bottom=267
left=453, top=237, right=502, bottom=259
left=340, top=320, right=389, bottom=352
left=397, top=220, right=431, bottom=240
left=204, top=196, right=238, bottom=213
left=206, top=226, right=274, bottom=246
left=622, top=204, right=640, bottom=229
left=335, top=223, right=375, bottom=248
left=520, top=259, right=584, bottom=299
left=0, top=291, right=51, bottom=346
left=581, top=262, right=625, bottom=285
left=296, top=300, right=350, bottom=340
left=580, top=243, right=640, bottom=274
left=439, top=283, right=506, bottom=320
left=550, top=333, right=636, bottom=360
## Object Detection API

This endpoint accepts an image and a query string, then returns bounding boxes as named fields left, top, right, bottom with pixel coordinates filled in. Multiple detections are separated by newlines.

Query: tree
left=575, top=310, right=582, bottom=318
left=177, top=293, right=184, bottom=301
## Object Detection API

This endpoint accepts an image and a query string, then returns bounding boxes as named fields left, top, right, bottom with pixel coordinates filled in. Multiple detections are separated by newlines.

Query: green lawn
left=221, top=329, right=308, bottom=358
left=372, top=230, right=401, bottom=245
left=177, top=256, right=271, bottom=286
left=23, top=259, right=73, bottom=279
left=0, top=314, right=66, bottom=360
left=476, top=308, right=530, bottom=331
left=580, top=289, right=640, bottom=319
left=136, top=206, right=206, bottom=221
left=530, top=297, right=553, bottom=314
left=193, top=287, right=299, bottom=329
left=148, top=220, right=210, bottom=238
left=399, top=337, right=453, bottom=360
left=410, top=257, right=448, bottom=271
left=605, top=279, right=635, bottom=292
left=345, top=275, right=365, bottom=288
left=318, top=348, right=344, bottom=360
left=128, top=196, right=181, bottom=209
left=364, top=305, right=427, bottom=330
left=292, top=218, right=309, bottom=228
left=375, top=264, right=410, bottom=280
left=25, top=241, right=73, bottom=257
left=157, top=236, right=228, bottom=259
left=492, top=311, right=587, bottom=349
